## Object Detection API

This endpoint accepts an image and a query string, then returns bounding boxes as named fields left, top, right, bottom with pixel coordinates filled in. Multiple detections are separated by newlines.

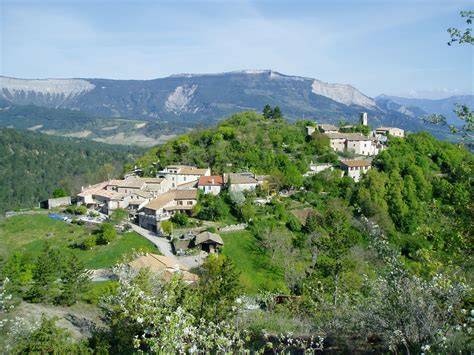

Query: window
left=187, top=201, right=193, bottom=205
left=184, top=176, right=186, bottom=182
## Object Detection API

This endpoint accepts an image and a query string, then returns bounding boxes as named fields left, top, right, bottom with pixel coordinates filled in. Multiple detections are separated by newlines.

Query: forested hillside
left=0, top=129, right=143, bottom=213
left=0, top=112, right=472, bottom=353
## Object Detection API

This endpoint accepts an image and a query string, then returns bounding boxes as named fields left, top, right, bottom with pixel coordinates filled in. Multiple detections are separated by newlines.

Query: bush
left=82, top=236, right=96, bottom=250
left=171, top=212, right=189, bottom=226
left=96, top=223, right=116, bottom=245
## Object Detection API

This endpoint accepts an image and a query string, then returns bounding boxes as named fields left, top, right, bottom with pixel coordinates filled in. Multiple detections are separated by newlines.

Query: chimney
left=211, top=178, right=215, bottom=184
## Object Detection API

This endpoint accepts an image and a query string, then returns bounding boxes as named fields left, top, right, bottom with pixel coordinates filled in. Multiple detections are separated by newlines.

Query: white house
left=77, top=176, right=171, bottom=215
left=158, top=165, right=211, bottom=188
left=197, top=175, right=224, bottom=195
left=326, top=133, right=379, bottom=156
left=304, top=162, right=334, bottom=176
left=340, top=160, right=371, bottom=182
left=375, top=127, right=405, bottom=138
left=306, top=126, right=317, bottom=136
left=138, top=189, right=198, bottom=232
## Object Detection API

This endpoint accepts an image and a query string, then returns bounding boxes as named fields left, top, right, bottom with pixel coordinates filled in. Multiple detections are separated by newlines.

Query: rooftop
left=195, top=231, right=224, bottom=246
left=318, top=123, right=339, bottom=131
left=128, top=253, right=190, bottom=271
left=340, top=160, right=372, bottom=167
left=224, top=173, right=258, bottom=185
left=326, top=132, right=374, bottom=141
left=143, top=189, right=198, bottom=211
left=198, top=175, right=224, bottom=186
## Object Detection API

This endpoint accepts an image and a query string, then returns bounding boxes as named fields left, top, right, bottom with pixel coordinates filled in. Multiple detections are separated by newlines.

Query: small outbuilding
left=193, top=231, right=224, bottom=253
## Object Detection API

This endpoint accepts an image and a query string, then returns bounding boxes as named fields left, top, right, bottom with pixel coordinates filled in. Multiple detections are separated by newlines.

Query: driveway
left=129, top=224, right=206, bottom=269
left=129, top=224, right=174, bottom=257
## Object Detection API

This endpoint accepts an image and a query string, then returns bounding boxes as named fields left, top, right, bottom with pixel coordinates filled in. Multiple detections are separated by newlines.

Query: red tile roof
left=198, top=175, right=224, bottom=186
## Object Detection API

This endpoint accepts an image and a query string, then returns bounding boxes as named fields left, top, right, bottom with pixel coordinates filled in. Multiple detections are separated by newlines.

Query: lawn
left=0, top=215, right=157, bottom=269
left=220, top=230, right=287, bottom=294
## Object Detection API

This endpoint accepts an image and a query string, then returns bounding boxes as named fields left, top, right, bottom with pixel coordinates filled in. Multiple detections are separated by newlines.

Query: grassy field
left=0, top=215, right=157, bottom=269
left=220, top=230, right=287, bottom=294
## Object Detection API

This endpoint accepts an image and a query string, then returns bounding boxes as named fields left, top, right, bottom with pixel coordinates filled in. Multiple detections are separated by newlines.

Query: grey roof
left=195, top=231, right=224, bottom=246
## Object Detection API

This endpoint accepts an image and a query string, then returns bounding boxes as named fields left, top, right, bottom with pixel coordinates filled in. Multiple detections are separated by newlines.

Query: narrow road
left=129, top=224, right=207, bottom=269
left=129, top=224, right=174, bottom=257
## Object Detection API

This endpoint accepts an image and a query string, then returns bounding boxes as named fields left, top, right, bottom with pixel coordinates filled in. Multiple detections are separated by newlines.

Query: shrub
left=171, top=212, right=189, bottom=226
left=82, top=236, right=96, bottom=250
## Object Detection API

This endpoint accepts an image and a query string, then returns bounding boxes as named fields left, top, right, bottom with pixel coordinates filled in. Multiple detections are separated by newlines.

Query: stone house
left=224, top=173, right=259, bottom=192
left=138, top=189, right=198, bottom=232
left=197, top=175, right=224, bottom=195
left=157, top=165, right=211, bottom=188
left=340, top=160, right=372, bottom=182
left=375, top=127, right=405, bottom=138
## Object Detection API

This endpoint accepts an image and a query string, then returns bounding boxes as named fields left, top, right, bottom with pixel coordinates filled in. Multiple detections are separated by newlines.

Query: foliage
left=12, top=315, right=89, bottom=353
left=170, top=212, right=189, bottom=226
left=99, top=269, right=248, bottom=353
left=160, top=220, right=173, bottom=235
left=65, top=205, right=88, bottom=215
left=110, top=208, right=128, bottom=224
left=52, top=188, right=68, bottom=198
left=447, top=11, right=473, bottom=45
left=96, top=223, right=117, bottom=245
left=25, top=243, right=90, bottom=305
left=263, top=104, right=283, bottom=120
left=194, top=193, right=230, bottom=221
left=0, top=128, right=141, bottom=213
left=135, top=112, right=322, bottom=189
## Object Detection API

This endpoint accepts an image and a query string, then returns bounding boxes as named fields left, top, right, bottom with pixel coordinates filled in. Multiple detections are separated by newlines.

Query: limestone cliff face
left=0, top=71, right=436, bottom=135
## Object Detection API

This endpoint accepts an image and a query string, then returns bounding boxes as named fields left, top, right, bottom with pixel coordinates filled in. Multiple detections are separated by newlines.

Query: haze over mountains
left=1, top=70, right=468, bottom=145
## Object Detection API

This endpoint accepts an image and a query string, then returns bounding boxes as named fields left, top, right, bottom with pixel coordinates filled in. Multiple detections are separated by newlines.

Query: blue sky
left=1, top=0, right=472, bottom=98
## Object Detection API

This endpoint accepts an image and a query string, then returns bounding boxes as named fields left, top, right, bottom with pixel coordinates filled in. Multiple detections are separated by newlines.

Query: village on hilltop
left=37, top=112, right=405, bottom=278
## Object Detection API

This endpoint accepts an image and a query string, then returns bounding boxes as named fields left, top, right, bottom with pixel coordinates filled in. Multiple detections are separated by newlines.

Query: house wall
left=344, top=166, right=371, bottom=182
left=145, top=180, right=172, bottom=196
left=198, top=185, right=222, bottom=195
left=45, top=196, right=71, bottom=209
left=229, top=183, right=258, bottom=193
left=329, top=138, right=346, bottom=152
left=346, top=140, right=376, bottom=156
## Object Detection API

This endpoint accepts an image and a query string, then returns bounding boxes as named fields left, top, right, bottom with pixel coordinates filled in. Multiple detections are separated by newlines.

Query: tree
left=447, top=11, right=473, bottom=45
left=96, top=223, right=116, bottom=245
left=110, top=208, right=128, bottom=224
left=170, top=212, right=189, bottom=226
left=263, top=104, right=273, bottom=119
left=272, top=106, right=283, bottom=120
left=198, top=254, right=241, bottom=322
left=258, top=226, right=293, bottom=265
left=195, top=194, right=230, bottom=221
left=424, top=11, right=473, bottom=140
left=309, top=200, right=356, bottom=308
left=82, top=235, right=96, bottom=250
left=13, top=315, right=89, bottom=353
left=52, top=188, right=68, bottom=198
left=58, top=254, right=89, bottom=305
left=27, top=243, right=61, bottom=303
left=160, top=220, right=173, bottom=236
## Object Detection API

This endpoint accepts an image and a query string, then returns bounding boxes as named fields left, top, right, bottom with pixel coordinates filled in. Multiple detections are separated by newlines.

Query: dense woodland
left=0, top=128, right=143, bottom=213
left=0, top=111, right=473, bottom=353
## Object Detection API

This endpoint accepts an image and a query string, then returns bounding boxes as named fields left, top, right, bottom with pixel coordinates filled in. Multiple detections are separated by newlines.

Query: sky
left=0, top=0, right=472, bottom=98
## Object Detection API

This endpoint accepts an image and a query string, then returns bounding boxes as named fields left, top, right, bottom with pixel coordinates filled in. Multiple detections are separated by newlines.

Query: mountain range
left=1, top=70, right=468, bottom=145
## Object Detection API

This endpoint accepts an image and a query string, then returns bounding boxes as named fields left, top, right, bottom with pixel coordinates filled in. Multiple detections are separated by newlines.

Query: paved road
left=130, top=224, right=206, bottom=269
left=129, top=224, right=174, bottom=257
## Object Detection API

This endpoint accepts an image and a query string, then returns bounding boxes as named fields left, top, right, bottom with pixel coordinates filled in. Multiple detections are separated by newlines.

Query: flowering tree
left=99, top=268, right=249, bottom=353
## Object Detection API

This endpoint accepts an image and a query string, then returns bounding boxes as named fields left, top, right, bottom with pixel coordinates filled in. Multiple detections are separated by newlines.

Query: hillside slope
left=0, top=71, right=451, bottom=139
left=0, top=128, right=143, bottom=212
